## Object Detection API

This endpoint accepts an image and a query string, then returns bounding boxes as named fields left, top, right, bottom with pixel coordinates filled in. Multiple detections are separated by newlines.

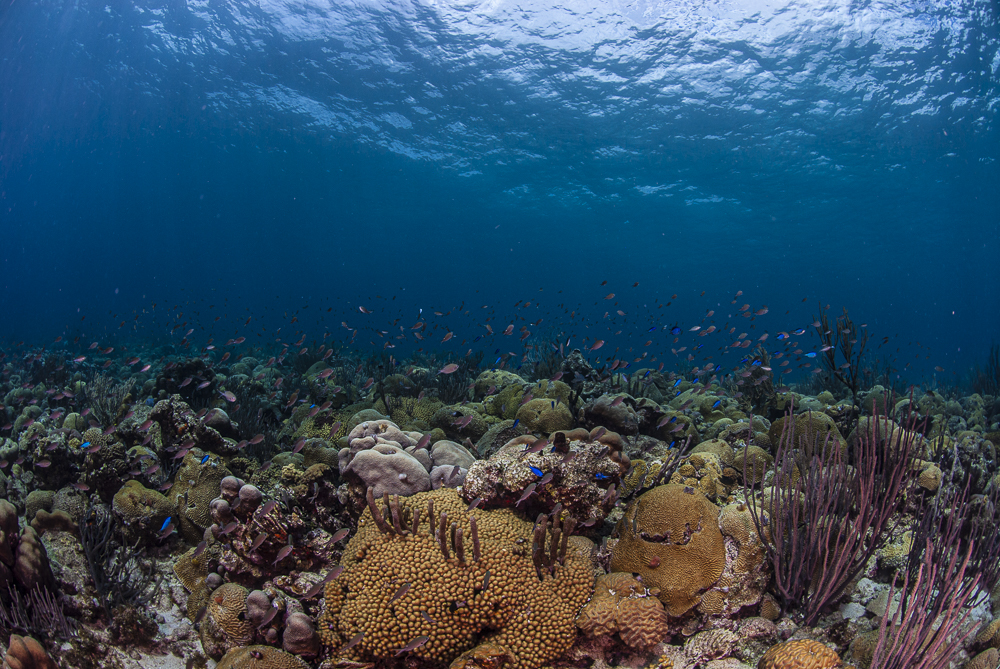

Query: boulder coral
left=318, top=487, right=594, bottom=669
left=758, top=639, right=842, bottom=668
left=610, top=484, right=725, bottom=617
left=576, top=572, right=670, bottom=649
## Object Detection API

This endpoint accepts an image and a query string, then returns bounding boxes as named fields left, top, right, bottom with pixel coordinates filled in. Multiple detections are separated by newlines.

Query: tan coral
left=610, top=484, right=725, bottom=617
left=576, top=572, right=670, bottom=649
left=758, top=639, right=842, bottom=668
left=3, top=634, right=58, bottom=669
left=319, top=487, right=594, bottom=669
left=170, top=451, right=232, bottom=543
left=684, top=628, right=739, bottom=663
left=669, top=452, right=732, bottom=501
left=967, top=649, right=1000, bottom=669
left=216, top=646, right=309, bottom=669
left=974, top=617, right=1000, bottom=648
left=201, top=582, right=253, bottom=659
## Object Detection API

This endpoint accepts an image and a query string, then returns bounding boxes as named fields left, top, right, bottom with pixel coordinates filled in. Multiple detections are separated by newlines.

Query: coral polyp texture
left=610, top=483, right=725, bottom=617
left=318, top=486, right=594, bottom=669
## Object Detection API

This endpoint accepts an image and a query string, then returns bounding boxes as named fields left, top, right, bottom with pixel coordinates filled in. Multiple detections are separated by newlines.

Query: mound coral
left=576, top=572, right=670, bottom=649
left=758, top=639, right=842, bottom=668
left=610, top=484, right=725, bottom=617
left=216, top=646, right=310, bottom=669
left=318, top=487, right=594, bottom=669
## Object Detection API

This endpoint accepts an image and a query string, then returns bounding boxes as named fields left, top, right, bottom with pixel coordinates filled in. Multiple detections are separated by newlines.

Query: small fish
left=589, top=340, right=604, bottom=351
left=528, top=466, right=543, bottom=477
left=250, top=532, right=268, bottom=553
left=520, top=438, right=549, bottom=458
left=221, top=391, right=236, bottom=402
left=805, top=352, right=817, bottom=358
left=220, top=521, right=239, bottom=536
left=329, top=421, right=342, bottom=438
left=292, top=437, right=306, bottom=454
left=712, top=399, right=722, bottom=408
left=595, top=473, right=609, bottom=480
left=512, top=418, right=519, bottom=428
left=194, top=606, right=208, bottom=624
left=439, top=363, right=459, bottom=374
left=670, top=326, right=682, bottom=335
left=420, top=611, right=437, bottom=624
left=272, top=544, right=293, bottom=566
left=395, top=636, right=430, bottom=657
left=388, top=582, right=411, bottom=605
left=481, top=570, right=491, bottom=591
left=196, top=381, right=211, bottom=389
left=193, top=540, right=207, bottom=558
left=516, top=483, right=537, bottom=505
left=160, top=517, right=173, bottom=532
left=260, top=500, right=277, bottom=515
left=537, top=473, right=554, bottom=486
left=467, top=497, right=483, bottom=511
left=416, top=434, right=432, bottom=449
left=304, top=579, right=328, bottom=599
left=341, top=632, right=364, bottom=652
left=72, top=482, right=89, bottom=491
left=158, top=523, right=176, bottom=540
left=331, top=528, right=351, bottom=542
left=591, top=427, right=607, bottom=441
left=79, top=441, right=91, bottom=449
left=610, top=396, right=624, bottom=407
left=257, top=606, right=278, bottom=628
left=145, top=464, right=160, bottom=475
left=200, top=455, right=211, bottom=464
left=34, top=460, right=51, bottom=468
left=324, top=565, right=345, bottom=582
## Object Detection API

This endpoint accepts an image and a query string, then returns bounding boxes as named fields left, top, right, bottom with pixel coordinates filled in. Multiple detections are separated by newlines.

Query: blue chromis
left=712, top=399, right=722, bottom=408
left=200, top=454, right=210, bottom=464
left=160, top=516, right=172, bottom=532
left=528, top=466, right=543, bottom=477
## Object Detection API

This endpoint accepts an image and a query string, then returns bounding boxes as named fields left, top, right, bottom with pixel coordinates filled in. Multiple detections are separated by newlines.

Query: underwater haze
left=1, top=0, right=998, bottom=384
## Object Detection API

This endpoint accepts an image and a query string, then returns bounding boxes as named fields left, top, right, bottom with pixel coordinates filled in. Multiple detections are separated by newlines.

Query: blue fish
left=529, top=466, right=543, bottom=477
left=551, top=401, right=555, bottom=409
left=672, top=379, right=682, bottom=388
left=669, top=417, right=676, bottom=423
left=777, top=333, right=788, bottom=340
left=473, top=335, right=482, bottom=342
left=160, top=517, right=172, bottom=532
left=669, top=326, right=682, bottom=336
left=200, top=455, right=210, bottom=464
left=80, top=441, right=91, bottom=449
left=712, top=399, right=722, bottom=408
left=595, top=473, right=609, bottom=480
left=714, top=364, right=722, bottom=372
left=647, top=326, right=657, bottom=332
left=643, top=370, right=651, bottom=378
left=751, top=360, right=762, bottom=367
left=669, top=441, right=676, bottom=449
left=805, top=351, right=817, bottom=358
left=793, top=328, right=806, bottom=335
left=512, top=419, right=519, bottom=428
left=495, top=356, right=502, bottom=365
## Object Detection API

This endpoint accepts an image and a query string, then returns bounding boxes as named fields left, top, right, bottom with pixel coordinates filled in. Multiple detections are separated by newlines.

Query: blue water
left=1, top=0, right=997, bottom=386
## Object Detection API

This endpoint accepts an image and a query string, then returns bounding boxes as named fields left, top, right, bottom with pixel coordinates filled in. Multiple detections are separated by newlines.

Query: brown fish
left=394, top=636, right=430, bottom=656
left=341, top=631, right=364, bottom=652
left=388, top=582, right=411, bottom=605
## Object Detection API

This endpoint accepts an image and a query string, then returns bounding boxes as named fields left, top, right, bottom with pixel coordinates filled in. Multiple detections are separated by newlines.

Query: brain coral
left=200, top=582, right=253, bottom=659
left=758, top=640, right=842, bottom=668
left=318, top=487, right=594, bottom=669
left=610, top=484, right=725, bottom=617
left=216, top=646, right=309, bottom=669
left=576, top=572, right=670, bottom=649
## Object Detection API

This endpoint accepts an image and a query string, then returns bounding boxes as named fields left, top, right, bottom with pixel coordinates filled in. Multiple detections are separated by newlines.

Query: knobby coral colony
left=0, top=336, right=1000, bottom=669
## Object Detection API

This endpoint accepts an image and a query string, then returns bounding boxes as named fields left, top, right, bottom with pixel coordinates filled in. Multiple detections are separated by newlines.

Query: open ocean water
left=1, top=2, right=1000, bottom=668
left=1, top=0, right=997, bottom=384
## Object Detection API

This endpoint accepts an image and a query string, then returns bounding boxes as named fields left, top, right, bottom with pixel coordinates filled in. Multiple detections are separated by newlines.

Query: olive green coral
left=319, top=487, right=594, bottom=669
